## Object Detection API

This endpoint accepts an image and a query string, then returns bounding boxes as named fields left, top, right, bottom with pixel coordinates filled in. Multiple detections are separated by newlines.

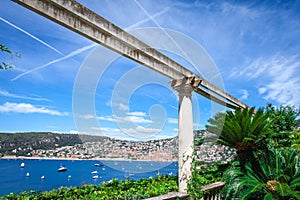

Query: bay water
left=0, top=159, right=178, bottom=196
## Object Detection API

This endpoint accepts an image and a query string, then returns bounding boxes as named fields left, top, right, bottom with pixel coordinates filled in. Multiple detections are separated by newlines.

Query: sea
left=0, top=159, right=178, bottom=196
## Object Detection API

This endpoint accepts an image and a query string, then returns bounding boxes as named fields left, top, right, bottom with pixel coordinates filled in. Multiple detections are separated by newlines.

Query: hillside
left=0, top=132, right=82, bottom=156
left=0, top=131, right=232, bottom=162
left=0, top=132, right=178, bottom=160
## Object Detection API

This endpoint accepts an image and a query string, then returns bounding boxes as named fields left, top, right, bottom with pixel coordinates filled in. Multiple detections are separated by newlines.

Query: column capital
left=171, top=76, right=198, bottom=192
left=170, top=76, right=200, bottom=97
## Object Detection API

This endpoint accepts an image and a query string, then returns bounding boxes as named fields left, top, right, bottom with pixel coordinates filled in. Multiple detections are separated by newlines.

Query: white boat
left=91, top=170, right=98, bottom=174
left=94, top=163, right=103, bottom=167
left=41, top=176, right=45, bottom=180
left=92, top=175, right=99, bottom=179
left=20, top=162, right=25, bottom=168
left=26, top=172, right=30, bottom=177
left=68, top=175, right=72, bottom=179
left=124, top=172, right=135, bottom=179
left=58, top=166, right=67, bottom=172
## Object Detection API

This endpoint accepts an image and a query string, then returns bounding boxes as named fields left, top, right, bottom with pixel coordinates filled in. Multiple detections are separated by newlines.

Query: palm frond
left=290, top=176, right=300, bottom=189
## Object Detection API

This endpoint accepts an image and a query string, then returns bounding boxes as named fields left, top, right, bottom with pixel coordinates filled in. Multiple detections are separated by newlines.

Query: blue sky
left=0, top=0, right=299, bottom=141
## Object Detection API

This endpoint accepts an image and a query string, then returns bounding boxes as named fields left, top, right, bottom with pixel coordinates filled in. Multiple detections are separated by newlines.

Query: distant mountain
left=0, top=132, right=82, bottom=156
left=0, top=132, right=179, bottom=160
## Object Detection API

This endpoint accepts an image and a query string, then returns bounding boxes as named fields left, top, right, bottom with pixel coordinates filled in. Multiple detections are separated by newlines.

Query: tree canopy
left=265, top=103, right=300, bottom=132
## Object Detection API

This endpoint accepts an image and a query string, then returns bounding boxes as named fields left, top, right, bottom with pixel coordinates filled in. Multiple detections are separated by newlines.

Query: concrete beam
left=12, top=0, right=192, bottom=79
left=12, top=0, right=249, bottom=109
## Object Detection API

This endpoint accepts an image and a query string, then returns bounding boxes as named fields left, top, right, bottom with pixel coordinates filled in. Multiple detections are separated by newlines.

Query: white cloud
left=117, top=103, right=128, bottom=111
left=219, top=2, right=260, bottom=20
left=95, top=126, right=175, bottom=141
left=121, top=115, right=151, bottom=123
left=122, top=126, right=161, bottom=135
left=82, top=114, right=95, bottom=119
left=258, top=87, right=267, bottom=95
left=168, top=118, right=178, bottom=124
left=97, top=115, right=152, bottom=124
left=91, top=127, right=121, bottom=133
left=84, top=111, right=152, bottom=124
left=259, top=56, right=300, bottom=106
left=127, top=111, right=146, bottom=117
left=97, top=115, right=115, bottom=122
left=0, top=89, right=50, bottom=101
left=231, top=54, right=300, bottom=106
left=90, top=126, right=140, bottom=141
left=0, top=102, right=68, bottom=116
left=105, top=101, right=111, bottom=107
left=92, top=112, right=164, bottom=139
left=240, top=89, right=249, bottom=100
left=69, top=130, right=79, bottom=134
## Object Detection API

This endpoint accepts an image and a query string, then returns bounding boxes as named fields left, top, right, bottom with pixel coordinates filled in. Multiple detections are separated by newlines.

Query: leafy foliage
left=187, top=134, right=229, bottom=199
left=266, top=103, right=300, bottom=132
left=222, top=148, right=300, bottom=200
left=188, top=161, right=226, bottom=199
left=0, top=175, right=178, bottom=200
left=266, top=131, right=300, bottom=149
left=221, top=161, right=244, bottom=199
left=207, top=104, right=300, bottom=200
left=206, top=107, right=273, bottom=170
left=0, top=44, right=19, bottom=69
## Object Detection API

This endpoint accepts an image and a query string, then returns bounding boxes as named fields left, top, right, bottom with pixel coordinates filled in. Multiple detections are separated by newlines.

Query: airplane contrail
left=133, top=0, right=191, bottom=68
left=0, top=16, right=63, bottom=55
left=125, top=6, right=169, bottom=30
left=11, top=6, right=169, bottom=81
left=12, top=43, right=97, bottom=81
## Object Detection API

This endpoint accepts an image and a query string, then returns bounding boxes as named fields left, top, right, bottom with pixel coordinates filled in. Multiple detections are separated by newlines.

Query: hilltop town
left=31, top=136, right=178, bottom=161
left=0, top=131, right=235, bottom=162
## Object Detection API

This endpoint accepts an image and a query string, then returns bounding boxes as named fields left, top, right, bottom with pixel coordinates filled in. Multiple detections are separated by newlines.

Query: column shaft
left=171, top=78, right=196, bottom=193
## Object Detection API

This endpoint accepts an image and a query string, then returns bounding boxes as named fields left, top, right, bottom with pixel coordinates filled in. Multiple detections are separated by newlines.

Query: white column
left=171, top=78, right=195, bottom=193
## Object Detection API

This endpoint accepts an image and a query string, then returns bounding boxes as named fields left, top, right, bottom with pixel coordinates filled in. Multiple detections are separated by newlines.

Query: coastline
left=0, top=156, right=176, bottom=162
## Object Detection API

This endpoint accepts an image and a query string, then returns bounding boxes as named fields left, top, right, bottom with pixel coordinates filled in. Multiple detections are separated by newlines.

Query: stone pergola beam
left=12, top=0, right=249, bottom=109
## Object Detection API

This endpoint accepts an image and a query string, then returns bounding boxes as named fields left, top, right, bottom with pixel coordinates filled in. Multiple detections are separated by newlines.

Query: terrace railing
left=144, top=181, right=225, bottom=200
left=201, top=181, right=225, bottom=200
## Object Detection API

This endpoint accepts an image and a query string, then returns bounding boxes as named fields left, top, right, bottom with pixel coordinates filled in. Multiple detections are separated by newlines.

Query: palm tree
left=222, top=148, right=300, bottom=200
left=238, top=148, right=300, bottom=200
left=206, top=107, right=274, bottom=170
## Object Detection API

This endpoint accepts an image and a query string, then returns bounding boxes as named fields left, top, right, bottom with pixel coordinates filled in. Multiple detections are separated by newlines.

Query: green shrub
left=188, top=161, right=226, bottom=199
left=0, top=175, right=178, bottom=200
